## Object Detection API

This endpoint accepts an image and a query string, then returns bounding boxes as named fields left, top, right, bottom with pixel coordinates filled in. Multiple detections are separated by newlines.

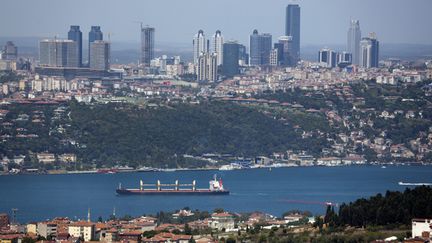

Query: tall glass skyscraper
left=249, top=30, right=272, bottom=66
left=285, top=4, right=300, bottom=64
left=141, top=25, right=155, bottom=67
left=222, top=41, right=239, bottom=78
left=68, top=25, right=82, bottom=67
left=360, top=33, right=379, bottom=68
left=212, top=30, right=224, bottom=66
left=88, top=26, right=103, bottom=65
left=347, top=20, right=361, bottom=65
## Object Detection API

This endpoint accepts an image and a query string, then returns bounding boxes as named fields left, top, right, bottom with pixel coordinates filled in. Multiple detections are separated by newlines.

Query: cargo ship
left=116, top=175, right=229, bottom=195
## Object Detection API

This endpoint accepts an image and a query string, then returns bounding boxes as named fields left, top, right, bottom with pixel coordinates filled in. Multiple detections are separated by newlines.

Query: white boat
left=398, top=181, right=432, bottom=186
left=219, top=164, right=241, bottom=171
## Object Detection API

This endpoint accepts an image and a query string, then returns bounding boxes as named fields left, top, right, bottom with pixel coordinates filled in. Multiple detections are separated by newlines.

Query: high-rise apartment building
left=222, top=41, right=239, bottom=78
left=360, top=33, right=379, bottom=68
left=39, top=39, right=78, bottom=68
left=68, top=25, right=82, bottom=67
left=249, top=30, right=272, bottom=66
left=197, top=52, right=217, bottom=82
left=212, top=30, right=224, bottom=66
left=193, top=30, right=209, bottom=64
left=285, top=4, right=300, bottom=64
left=141, top=25, right=155, bottom=67
left=2, top=41, right=18, bottom=60
left=88, top=26, right=103, bottom=64
left=337, top=51, right=352, bottom=67
left=347, top=20, right=361, bottom=65
left=89, top=40, right=110, bottom=70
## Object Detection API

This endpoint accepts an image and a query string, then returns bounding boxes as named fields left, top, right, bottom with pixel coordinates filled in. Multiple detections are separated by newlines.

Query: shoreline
left=1, top=162, right=431, bottom=176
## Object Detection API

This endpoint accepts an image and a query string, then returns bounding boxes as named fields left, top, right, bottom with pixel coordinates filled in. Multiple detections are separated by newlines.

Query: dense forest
left=68, top=101, right=325, bottom=167
left=321, top=186, right=432, bottom=228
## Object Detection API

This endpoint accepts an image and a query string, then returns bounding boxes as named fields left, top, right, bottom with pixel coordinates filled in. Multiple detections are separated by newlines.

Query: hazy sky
left=1, top=0, right=431, bottom=47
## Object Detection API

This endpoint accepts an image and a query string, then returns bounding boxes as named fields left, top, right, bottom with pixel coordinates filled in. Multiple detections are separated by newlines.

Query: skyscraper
left=249, top=30, right=272, bottom=66
left=212, top=30, right=224, bottom=66
left=88, top=26, right=103, bottom=65
left=197, top=52, right=217, bottom=82
left=68, top=25, right=82, bottom=67
left=347, top=20, right=361, bottom=65
left=222, top=41, right=239, bottom=78
left=1, top=41, right=18, bottom=60
left=360, top=33, right=379, bottom=68
left=193, top=30, right=209, bottom=64
left=278, top=36, right=294, bottom=66
left=238, top=44, right=249, bottom=66
left=318, top=48, right=337, bottom=68
left=141, top=25, right=155, bottom=67
left=39, top=39, right=78, bottom=68
left=285, top=4, right=300, bottom=64
left=89, top=40, right=110, bottom=70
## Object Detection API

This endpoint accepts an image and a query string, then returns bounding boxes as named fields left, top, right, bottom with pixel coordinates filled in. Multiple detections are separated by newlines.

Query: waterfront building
left=39, top=39, right=78, bottom=68
left=141, top=25, right=155, bottom=67
left=193, top=30, right=209, bottom=64
left=89, top=40, right=110, bottom=70
left=285, top=4, right=300, bottom=64
left=68, top=25, right=82, bottom=67
left=318, top=48, right=337, bottom=68
left=197, top=52, right=217, bottom=82
left=1, top=41, right=18, bottom=60
left=88, top=26, right=103, bottom=65
left=222, top=41, right=239, bottom=78
left=212, top=30, right=224, bottom=66
left=249, top=30, right=272, bottom=66
left=360, top=33, right=379, bottom=68
left=347, top=20, right=361, bottom=65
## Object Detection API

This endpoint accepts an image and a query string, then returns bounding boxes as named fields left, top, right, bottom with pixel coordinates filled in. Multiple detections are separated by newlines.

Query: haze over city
left=1, top=0, right=432, bottom=46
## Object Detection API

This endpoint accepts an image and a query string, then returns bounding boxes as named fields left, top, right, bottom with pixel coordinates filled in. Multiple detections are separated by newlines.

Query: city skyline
left=0, top=0, right=431, bottom=46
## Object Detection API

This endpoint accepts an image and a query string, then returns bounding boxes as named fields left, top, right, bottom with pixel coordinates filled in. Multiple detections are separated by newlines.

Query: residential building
left=412, top=219, right=432, bottom=239
left=249, top=30, right=272, bottom=66
left=68, top=25, right=82, bottom=67
left=209, top=212, right=235, bottom=231
left=0, top=214, right=9, bottom=228
left=39, top=39, right=78, bottom=68
left=197, top=52, right=217, bottom=82
left=360, top=33, right=379, bottom=68
left=193, top=30, right=209, bottom=64
left=88, top=26, right=103, bottom=65
left=212, top=30, right=224, bottom=66
left=68, top=221, right=95, bottom=241
left=89, top=40, right=110, bottom=70
left=347, top=20, right=361, bottom=65
left=141, top=25, right=155, bottom=67
left=285, top=4, right=300, bottom=63
left=222, top=41, right=239, bottom=78
left=2, top=41, right=18, bottom=60
left=37, top=222, right=57, bottom=238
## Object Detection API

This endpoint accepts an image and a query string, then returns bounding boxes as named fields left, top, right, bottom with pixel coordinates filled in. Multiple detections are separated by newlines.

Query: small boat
left=398, top=181, right=432, bottom=186
left=381, top=165, right=386, bottom=169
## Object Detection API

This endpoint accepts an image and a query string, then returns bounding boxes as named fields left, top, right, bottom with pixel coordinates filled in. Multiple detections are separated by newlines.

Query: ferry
left=116, top=175, right=229, bottom=195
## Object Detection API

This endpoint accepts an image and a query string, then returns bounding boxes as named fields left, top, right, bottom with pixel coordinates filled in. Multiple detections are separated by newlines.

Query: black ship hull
left=116, top=189, right=229, bottom=195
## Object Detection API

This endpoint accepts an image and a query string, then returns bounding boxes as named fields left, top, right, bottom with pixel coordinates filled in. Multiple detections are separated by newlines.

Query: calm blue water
left=1, top=166, right=431, bottom=223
